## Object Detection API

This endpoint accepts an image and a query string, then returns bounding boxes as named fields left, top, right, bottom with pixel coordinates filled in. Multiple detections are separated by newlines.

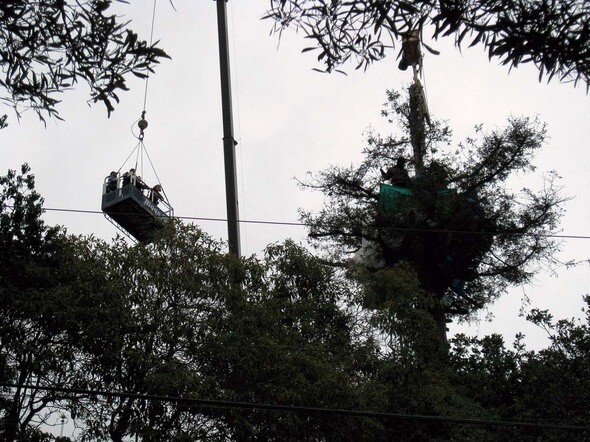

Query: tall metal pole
left=215, top=0, right=241, bottom=256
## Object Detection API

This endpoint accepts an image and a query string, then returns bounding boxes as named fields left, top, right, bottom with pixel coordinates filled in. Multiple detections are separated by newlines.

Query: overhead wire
left=26, top=205, right=590, bottom=240
left=2, top=383, right=589, bottom=432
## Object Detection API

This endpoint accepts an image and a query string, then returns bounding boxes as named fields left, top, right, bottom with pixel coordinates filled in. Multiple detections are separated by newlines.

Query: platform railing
left=103, top=173, right=173, bottom=217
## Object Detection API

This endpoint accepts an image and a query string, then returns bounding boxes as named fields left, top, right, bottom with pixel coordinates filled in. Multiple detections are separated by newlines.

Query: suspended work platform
left=101, top=173, right=173, bottom=243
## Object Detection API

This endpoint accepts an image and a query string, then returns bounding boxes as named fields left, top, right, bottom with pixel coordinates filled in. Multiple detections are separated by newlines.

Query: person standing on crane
left=122, top=168, right=136, bottom=187
left=398, top=30, right=421, bottom=73
left=150, top=184, right=163, bottom=204
left=106, top=171, right=118, bottom=193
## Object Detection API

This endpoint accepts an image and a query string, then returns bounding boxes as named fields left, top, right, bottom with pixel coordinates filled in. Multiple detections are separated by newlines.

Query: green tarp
left=378, top=183, right=457, bottom=214
left=378, top=184, right=412, bottom=213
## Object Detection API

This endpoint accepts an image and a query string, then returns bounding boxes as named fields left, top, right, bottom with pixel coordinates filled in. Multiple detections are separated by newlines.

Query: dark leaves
left=0, top=1, right=169, bottom=120
left=266, top=0, right=590, bottom=87
left=297, top=89, right=563, bottom=320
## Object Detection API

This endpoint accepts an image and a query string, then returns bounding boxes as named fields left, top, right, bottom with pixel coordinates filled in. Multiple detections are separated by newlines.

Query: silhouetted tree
left=68, top=225, right=383, bottom=441
left=266, top=0, right=590, bottom=87
left=2, top=164, right=583, bottom=440
left=0, top=165, right=76, bottom=441
left=299, top=89, right=564, bottom=347
left=0, top=1, right=168, bottom=123
left=451, top=295, right=590, bottom=441
left=0, top=165, right=382, bottom=440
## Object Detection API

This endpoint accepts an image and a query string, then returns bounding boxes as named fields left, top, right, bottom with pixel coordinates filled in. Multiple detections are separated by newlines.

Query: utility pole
left=215, top=0, right=241, bottom=256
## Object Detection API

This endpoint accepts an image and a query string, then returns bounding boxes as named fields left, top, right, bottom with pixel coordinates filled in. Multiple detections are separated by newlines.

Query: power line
left=35, top=206, right=590, bottom=241
left=3, top=383, right=589, bottom=432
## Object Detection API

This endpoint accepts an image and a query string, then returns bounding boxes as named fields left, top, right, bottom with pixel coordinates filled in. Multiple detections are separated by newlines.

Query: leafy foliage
left=0, top=170, right=382, bottom=440
left=451, top=296, right=590, bottom=440
left=66, top=227, right=384, bottom=441
left=265, top=0, right=590, bottom=87
left=66, top=223, right=230, bottom=441
left=0, top=1, right=169, bottom=122
left=0, top=165, right=75, bottom=440
left=300, top=90, right=564, bottom=321
left=196, top=240, right=382, bottom=440
left=0, top=164, right=587, bottom=440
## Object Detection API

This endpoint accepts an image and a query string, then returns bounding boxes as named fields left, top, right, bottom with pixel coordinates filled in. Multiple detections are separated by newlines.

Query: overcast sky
left=2, top=1, right=589, bottom=349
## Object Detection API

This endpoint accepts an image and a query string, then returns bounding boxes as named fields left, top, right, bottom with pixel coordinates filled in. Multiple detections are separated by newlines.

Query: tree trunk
left=430, top=302, right=449, bottom=349
left=409, top=82, right=427, bottom=175
left=408, top=77, right=449, bottom=357
left=4, top=396, right=20, bottom=442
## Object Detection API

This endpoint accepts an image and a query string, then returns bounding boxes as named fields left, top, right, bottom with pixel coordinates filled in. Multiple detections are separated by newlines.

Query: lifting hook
left=138, top=111, right=148, bottom=140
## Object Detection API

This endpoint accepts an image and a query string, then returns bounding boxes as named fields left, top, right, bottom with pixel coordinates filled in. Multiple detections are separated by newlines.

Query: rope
left=134, top=141, right=142, bottom=174
left=118, top=141, right=141, bottom=174
left=140, top=140, right=171, bottom=206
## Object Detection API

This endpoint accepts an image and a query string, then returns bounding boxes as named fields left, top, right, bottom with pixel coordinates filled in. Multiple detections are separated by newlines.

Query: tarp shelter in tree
left=378, top=183, right=413, bottom=214
left=379, top=183, right=457, bottom=215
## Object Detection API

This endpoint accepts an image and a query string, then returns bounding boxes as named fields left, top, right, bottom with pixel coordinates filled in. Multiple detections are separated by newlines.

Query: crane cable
left=229, top=0, right=249, bottom=254
left=116, top=0, right=171, bottom=206
left=142, top=0, right=158, bottom=116
left=137, top=0, right=172, bottom=205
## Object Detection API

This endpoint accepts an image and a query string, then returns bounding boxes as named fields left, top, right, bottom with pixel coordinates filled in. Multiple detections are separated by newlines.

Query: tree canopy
left=450, top=297, right=590, bottom=441
left=0, top=164, right=72, bottom=440
left=0, top=1, right=168, bottom=122
left=265, top=0, right=590, bottom=87
left=299, top=89, right=564, bottom=345
left=0, top=166, right=380, bottom=440
left=0, top=164, right=588, bottom=440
